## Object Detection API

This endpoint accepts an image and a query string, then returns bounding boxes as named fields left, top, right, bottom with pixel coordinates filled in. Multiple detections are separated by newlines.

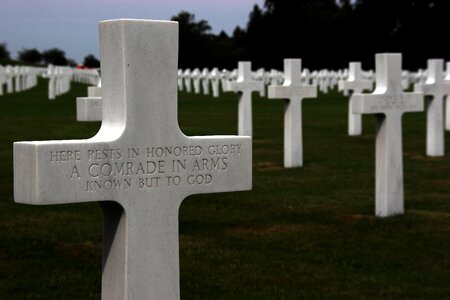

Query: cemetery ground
left=0, top=79, right=449, bottom=299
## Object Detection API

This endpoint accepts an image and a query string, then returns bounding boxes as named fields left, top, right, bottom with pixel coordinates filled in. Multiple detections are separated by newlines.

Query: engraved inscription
left=47, top=144, right=244, bottom=192
left=369, top=95, right=418, bottom=111
left=50, top=150, right=81, bottom=162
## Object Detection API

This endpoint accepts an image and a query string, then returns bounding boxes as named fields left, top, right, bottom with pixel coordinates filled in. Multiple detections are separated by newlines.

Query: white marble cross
left=47, top=65, right=56, bottom=100
left=402, top=71, right=411, bottom=90
left=14, top=66, right=22, bottom=92
left=14, top=19, right=252, bottom=300
left=209, top=68, right=221, bottom=98
left=5, top=66, right=14, bottom=93
left=201, top=68, right=210, bottom=95
left=227, top=62, right=265, bottom=136
left=220, top=69, right=230, bottom=92
left=444, top=62, right=450, bottom=131
left=268, top=59, right=317, bottom=168
left=415, top=59, right=450, bottom=156
left=0, top=65, right=5, bottom=95
left=339, top=62, right=373, bottom=136
left=177, top=69, right=184, bottom=91
left=351, top=53, right=424, bottom=217
left=270, top=69, right=283, bottom=86
left=191, top=68, right=201, bottom=94
left=183, top=69, right=192, bottom=93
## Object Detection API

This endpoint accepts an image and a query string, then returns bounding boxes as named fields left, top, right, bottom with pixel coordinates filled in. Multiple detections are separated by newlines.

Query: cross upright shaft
left=14, top=19, right=252, bottom=299
left=351, top=53, right=423, bottom=217
left=415, top=59, right=450, bottom=156
left=341, top=62, right=373, bottom=136
left=268, top=59, right=317, bottom=168
left=227, top=62, right=265, bottom=136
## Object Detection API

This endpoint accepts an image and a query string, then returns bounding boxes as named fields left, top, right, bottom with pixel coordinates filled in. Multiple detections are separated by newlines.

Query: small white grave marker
left=220, top=69, right=230, bottom=92
left=77, top=80, right=103, bottom=122
left=227, top=62, right=264, bottom=136
left=445, top=62, right=450, bottom=131
left=351, top=53, right=424, bottom=217
left=14, top=19, right=252, bottom=299
left=201, top=68, right=210, bottom=95
left=14, top=66, right=21, bottom=92
left=76, top=96, right=102, bottom=121
left=6, top=66, right=14, bottom=93
left=47, top=65, right=56, bottom=100
left=183, top=69, right=192, bottom=93
left=88, top=78, right=102, bottom=97
left=191, top=68, right=201, bottom=94
left=209, top=68, right=221, bottom=98
left=0, top=65, right=5, bottom=95
left=268, top=59, right=317, bottom=167
left=415, top=59, right=450, bottom=156
left=177, top=69, right=184, bottom=91
left=339, top=62, right=372, bottom=136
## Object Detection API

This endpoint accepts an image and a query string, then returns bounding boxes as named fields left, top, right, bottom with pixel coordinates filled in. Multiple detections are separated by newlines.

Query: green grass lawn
left=0, top=78, right=449, bottom=299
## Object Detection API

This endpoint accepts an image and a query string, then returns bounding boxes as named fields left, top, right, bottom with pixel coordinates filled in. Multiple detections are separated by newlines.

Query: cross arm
left=340, top=80, right=372, bottom=92
left=268, top=85, right=317, bottom=100
left=228, top=81, right=265, bottom=95
left=182, top=135, right=252, bottom=198
left=351, top=92, right=423, bottom=115
left=416, top=81, right=450, bottom=96
left=14, top=139, right=112, bottom=205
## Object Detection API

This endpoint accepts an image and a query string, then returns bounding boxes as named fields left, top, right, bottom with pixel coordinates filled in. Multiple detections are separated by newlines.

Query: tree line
left=174, top=0, right=450, bottom=70
left=0, top=44, right=100, bottom=68
left=2, top=0, right=448, bottom=70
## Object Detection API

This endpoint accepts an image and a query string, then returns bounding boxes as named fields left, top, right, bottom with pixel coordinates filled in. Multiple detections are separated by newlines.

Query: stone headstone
left=73, top=68, right=100, bottom=85
left=227, top=62, right=265, bottom=136
left=191, top=68, right=201, bottom=94
left=47, top=64, right=56, bottom=100
left=6, top=66, right=14, bottom=93
left=351, top=53, right=424, bottom=217
left=339, top=62, right=372, bottom=136
left=209, top=68, right=221, bottom=98
left=14, top=66, right=22, bottom=92
left=220, top=69, right=230, bottom=92
left=201, top=68, right=210, bottom=95
left=76, top=96, right=102, bottom=121
left=269, top=69, right=283, bottom=86
left=77, top=79, right=102, bottom=122
left=268, top=59, right=317, bottom=168
left=88, top=78, right=102, bottom=97
left=177, top=69, right=184, bottom=91
left=183, top=69, right=192, bottom=93
left=0, top=65, right=5, bottom=95
left=301, top=68, right=311, bottom=85
left=255, top=68, right=267, bottom=97
left=402, top=70, right=411, bottom=90
left=444, top=62, right=450, bottom=131
left=318, top=70, right=330, bottom=93
left=14, top=19, right=252, bottom=299
left=415, top=59, right=450, bottom=156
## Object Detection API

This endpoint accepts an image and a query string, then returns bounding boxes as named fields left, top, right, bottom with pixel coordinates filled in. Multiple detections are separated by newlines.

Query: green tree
left=0, top=43, right=10, bottom=60
left=171, top=11, right=214, bottom=68
left=42, top=48, right=68, bottom=65
left=83, top=54, right=100, bottom=68
left=18, top=48, right=42, bottom=64
left=353, top=0, right=450, bottom=69
left=67, top=58, right=77, bottom=67
left=253, top=0, right=341, bottom=69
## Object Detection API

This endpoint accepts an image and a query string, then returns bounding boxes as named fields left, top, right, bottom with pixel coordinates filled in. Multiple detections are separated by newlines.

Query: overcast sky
left=0, top=0, right=265, bottom=64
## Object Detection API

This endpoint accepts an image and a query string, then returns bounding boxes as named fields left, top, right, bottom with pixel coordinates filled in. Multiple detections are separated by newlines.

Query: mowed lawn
left=0, top=78, right=449, bottom=299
